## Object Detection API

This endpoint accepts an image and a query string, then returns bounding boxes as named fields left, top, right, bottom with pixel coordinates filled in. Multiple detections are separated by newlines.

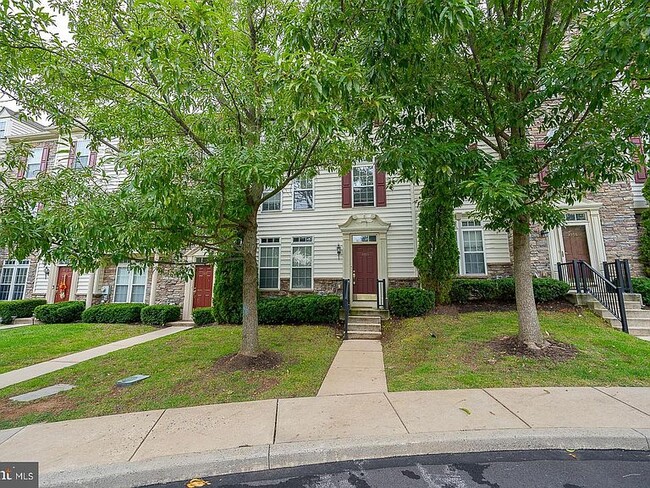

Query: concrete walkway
left=0, top=326, right=192, bottom=390
left=1, top=386, right=650, bottom=487
left=317, top=340, right=387, bottom=396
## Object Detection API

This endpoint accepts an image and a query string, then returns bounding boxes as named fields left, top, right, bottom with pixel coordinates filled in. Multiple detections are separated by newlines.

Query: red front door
left=55, top=266, right=73, bottom=303
left=353, top=244, right=378, bottom=296
left=193, top=264, right=214, bottom=309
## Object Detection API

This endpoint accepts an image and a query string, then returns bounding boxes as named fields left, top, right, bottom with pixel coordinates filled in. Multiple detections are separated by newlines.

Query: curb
left=41, top=428, right=650, bottom=488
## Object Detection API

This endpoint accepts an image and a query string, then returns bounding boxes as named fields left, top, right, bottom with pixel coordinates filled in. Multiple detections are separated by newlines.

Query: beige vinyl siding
left=76, top=272, right=93, bottom=295
left=258, top=170, right=418, bottom=280
left=32, top=261, right=49, bottom=296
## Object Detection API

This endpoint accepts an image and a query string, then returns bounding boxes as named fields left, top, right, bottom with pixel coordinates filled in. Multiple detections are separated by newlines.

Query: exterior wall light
left=336, top=244, right=342, bottom=260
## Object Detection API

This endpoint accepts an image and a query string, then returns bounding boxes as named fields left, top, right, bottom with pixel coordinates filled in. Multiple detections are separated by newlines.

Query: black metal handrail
left=342, top=278, right=351, bottom=340
left=557, top=260, right=629, bottom=333
left=376, top=279, right=387, bottom=310
left=603, top=259, right=633, bottom=293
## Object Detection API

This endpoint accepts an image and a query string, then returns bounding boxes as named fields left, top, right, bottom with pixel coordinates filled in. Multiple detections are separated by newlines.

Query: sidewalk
left=1, top=386, right=649, bottom=487
left=0, top=326, right=191, bottom=389
left=318, top=340, right=387, bottom=395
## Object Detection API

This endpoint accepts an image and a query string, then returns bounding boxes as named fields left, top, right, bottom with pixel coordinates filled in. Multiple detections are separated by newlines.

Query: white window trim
left=113, top=264, right=148, bottom=303
left=352, top=163, right=376, bottom=208
left=292, top=178, right=315, bottom=211
left=73, top=139, right=92, bottom=169
left=458, top=221, right=487, bottom=276
left=290, top=237, right=314, bottom=290
left=259, top=238, right=281, bottom=290
left=25, top=147, right=44, bottom=180
left=261, top=189, right=282, bottom=212
left=0, top=259, right=30, bottom=301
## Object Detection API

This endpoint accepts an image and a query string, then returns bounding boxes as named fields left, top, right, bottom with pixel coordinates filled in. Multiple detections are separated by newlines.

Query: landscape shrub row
left=140, top=305, right=181, bottom=326
left=387, top=287, right=435, bottom=318
left=192, top=307, right=215, bottom=326
left=34, top=301, right=85, bottom=324
left=450, top=278, right=569, bottom=304
left=82, top=303, right=182, bottom=325
left=0, top=299, right=47, bottom=324
left=256, top=295, right=341, bottom=325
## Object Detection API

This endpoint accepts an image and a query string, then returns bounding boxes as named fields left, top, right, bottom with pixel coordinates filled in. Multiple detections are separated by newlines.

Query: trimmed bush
left=192, top=307, right=215, bottom=326
left=33, top=301, right=85, bottom=324
left=450, top=278, right=570, bottom=304
left=632, top=277, right=650, bottom=306
left=387, top=287, right=436, bottom=318
left=141, top=305, right=181, bottom=326
left=213, top=253, right=243, bottom=324
left=0, top=299, right=47, bottom=324
left=81, top=303, right=147, bottom=324
left=258, top=295, right=341, bottom=325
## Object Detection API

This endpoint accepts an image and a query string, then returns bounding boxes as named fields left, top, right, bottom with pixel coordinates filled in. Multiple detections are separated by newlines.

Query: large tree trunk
left=512, top=223, right=548, bottom=349
left=240, top=213, right=259, bottom=357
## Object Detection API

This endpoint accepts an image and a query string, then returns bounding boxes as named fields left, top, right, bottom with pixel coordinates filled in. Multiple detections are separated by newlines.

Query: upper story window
left=353, top=164, right=375, bottom=207
left=0, top=121, right=6, bottom=138
left=342, top=163, right=386, bottom=208
left=25, top=147, right=45, bottom=179
left=73, top=139, right=91, bottom=169
left=0, top=259, right=30, bottom=301
left=261, top=190, right=281, bottom=212
left=293, top=177, right=314, bottom=210
left=460, top=220, right=486, bottom=275
left=114, top=265, right=147, bottom=303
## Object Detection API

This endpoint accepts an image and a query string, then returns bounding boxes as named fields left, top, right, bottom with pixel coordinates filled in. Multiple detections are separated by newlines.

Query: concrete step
left=346, top=330, right=381, bottom=340
left=347, top=314, right=382, bottom=324
left=589, top=300, right=642, bottom=312
left=167, top=320, right=195, bottom=327
left=599, top=309, right=650, bottom=320
left=12, top=317, right=40, bottom=325
left=348, top=323, right=382, bottom=332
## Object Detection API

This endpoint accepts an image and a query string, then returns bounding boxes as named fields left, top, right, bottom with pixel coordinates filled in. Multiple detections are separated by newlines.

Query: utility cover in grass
left=116, top=374, right=150, bottom=387
left=10, top=384, right=75, bottom=402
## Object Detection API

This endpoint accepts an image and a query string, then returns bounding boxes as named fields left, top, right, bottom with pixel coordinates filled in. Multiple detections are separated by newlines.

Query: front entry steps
left=567, top=292, right=650, bottom=340
left=346, top=308, right=383, bottom=340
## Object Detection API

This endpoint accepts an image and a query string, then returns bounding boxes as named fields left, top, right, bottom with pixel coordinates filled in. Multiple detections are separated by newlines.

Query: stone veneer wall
left=154, top=265, right=186, bottom=307
left=528, top=223, right=553, bottom=277
left=589, top=181, right=642, bottom=276
left=486, top=262, right=513, bottom=277
left=260, top=278, right=343, bottom=297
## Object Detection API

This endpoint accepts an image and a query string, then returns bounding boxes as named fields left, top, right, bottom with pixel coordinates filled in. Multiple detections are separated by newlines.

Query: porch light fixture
left=43, top=265, right=50, bottom=277
left=336, top=244, right=342, bottom=260
left=540, top=229, right=549, bottom=238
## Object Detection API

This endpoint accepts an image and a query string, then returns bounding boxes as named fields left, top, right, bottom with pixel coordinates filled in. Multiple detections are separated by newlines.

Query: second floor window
left=261, top=190, right=281, bottom=212
left=353, top=164, right=375, bottom=207
left=293, top=178, right=314, bottom=210
left=73, top=140, right=91, bottom=169
left=25, top=148, right=45, bottom=179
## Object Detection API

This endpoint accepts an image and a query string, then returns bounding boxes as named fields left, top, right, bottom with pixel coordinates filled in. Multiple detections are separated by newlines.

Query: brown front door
left=562, top=226, right=591, bottom=264
left=55, top=266, right=73, bottom=303
left=352, top=244, right=378, bottom=297
left=193, top=264, right=214, bottom=309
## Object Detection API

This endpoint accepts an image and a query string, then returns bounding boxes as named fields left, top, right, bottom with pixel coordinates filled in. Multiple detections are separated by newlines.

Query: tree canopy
left=0, top=0, right=366, bottom=356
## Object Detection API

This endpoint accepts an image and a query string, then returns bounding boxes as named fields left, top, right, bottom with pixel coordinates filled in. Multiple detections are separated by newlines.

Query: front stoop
left=346, top=308, right=383, bottom=340
left=568, top=292, right=650, bottom=339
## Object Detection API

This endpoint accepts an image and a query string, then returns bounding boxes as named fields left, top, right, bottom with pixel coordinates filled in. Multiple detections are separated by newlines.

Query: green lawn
left=0, top=325, right=340, bottom=429
left=383, top=310, right=650, bottom=391
left=0, top=323, right=155, bottom=374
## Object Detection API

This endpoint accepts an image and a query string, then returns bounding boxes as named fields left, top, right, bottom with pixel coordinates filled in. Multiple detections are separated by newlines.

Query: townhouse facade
left=0, top=107, right=646, bottom=320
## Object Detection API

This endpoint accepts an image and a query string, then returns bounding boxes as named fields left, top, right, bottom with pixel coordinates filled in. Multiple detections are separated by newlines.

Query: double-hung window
left=25, top=148, right=44, bottom=179
left=0, top=259, right=30, bottom=301
left=259, top=238, right=280, bottom=289
left=293, top=178, right=314, bottom=210
left=291, top=237, right=313, bottom=289
left=114, top=265, right=147, bottom=303
left=73, top=139, right=91, bottom=169
left=353, top=164, right=375, bottom=207
left=460, top=220, right=487, bottom=275
left=261, top=190, right=281, bottom=212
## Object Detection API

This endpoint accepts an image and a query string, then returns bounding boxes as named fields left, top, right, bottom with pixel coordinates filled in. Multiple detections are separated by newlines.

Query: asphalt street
left=144, top=449, right=650, bottom=488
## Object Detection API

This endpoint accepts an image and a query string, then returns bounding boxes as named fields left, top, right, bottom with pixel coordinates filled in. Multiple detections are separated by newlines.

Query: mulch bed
left=454, top=299, right=579, bottom=314
left=213, top=351, right=282, bottom=373
left=489, top=336, right=578, bottom=362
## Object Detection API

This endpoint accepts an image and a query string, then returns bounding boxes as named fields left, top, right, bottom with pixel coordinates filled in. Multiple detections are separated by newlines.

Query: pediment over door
left=338, top=214, right=391, bottom=234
